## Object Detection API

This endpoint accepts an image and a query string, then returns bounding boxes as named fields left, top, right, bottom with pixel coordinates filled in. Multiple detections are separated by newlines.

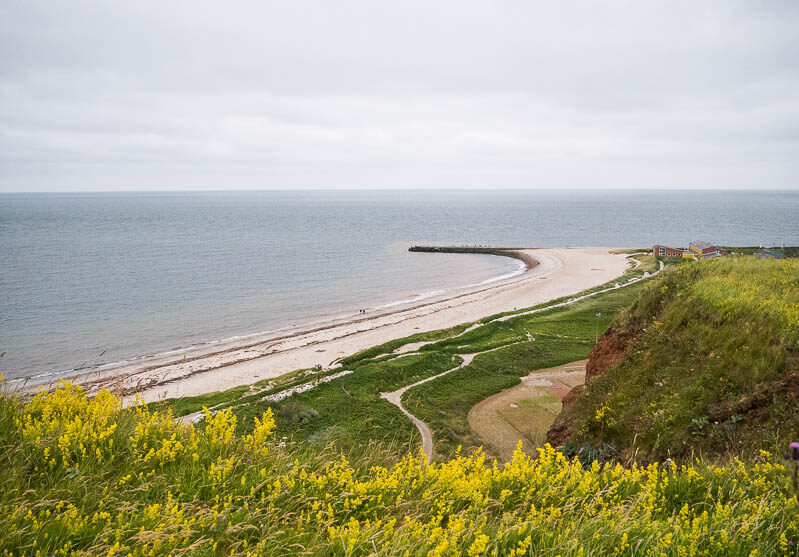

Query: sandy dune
left=50, top=247, right=626, bottom=404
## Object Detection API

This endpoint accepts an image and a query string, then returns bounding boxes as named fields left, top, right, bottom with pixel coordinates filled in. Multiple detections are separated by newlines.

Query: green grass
left=147, top=384, right=250, bottom=417
left=422, top=320, right=527, bottom=354
left=479, top=254, right=663, bottom=323
left=234, top=351, right=461, bottom=451
left=629, top=254, right=658, bottom=274
left=404, top=281, right=646, bottom=458
left=721, top=245, right=799, bottom=257
left=553, top=257, right=799, bottom=462
left=148, top=367, right=344, bottom=418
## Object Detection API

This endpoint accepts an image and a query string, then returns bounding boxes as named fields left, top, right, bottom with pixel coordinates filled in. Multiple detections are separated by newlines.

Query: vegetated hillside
left=2, top=383, right=798, bottom=556
left=549, top=258, right=799, bottom=462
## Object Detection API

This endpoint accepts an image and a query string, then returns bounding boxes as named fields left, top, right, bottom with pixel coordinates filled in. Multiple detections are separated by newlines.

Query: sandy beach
left=45, top=247, right=628, bottom=404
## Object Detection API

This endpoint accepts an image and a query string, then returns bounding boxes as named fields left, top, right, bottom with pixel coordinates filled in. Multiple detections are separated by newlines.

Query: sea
left=1, top=189, right=798, bottom=382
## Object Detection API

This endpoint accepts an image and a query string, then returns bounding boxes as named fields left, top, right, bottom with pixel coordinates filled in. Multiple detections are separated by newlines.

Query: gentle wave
left=476, top=260, right=527, bottom=285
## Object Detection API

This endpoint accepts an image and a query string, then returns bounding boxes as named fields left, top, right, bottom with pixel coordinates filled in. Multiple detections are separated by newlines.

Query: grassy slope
left=552, top=258, right=799, bottom=462
left=721, top=246, right=799, bottom=258
left=2, top=383, right=798, bottom=556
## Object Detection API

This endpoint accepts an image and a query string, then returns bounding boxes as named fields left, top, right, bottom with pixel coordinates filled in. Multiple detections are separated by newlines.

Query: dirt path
left=468, top=360, right=588, bottom=460
left=379, top=353, right=477, bottom=464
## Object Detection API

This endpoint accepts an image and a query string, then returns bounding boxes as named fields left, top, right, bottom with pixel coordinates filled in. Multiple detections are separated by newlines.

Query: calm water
left=1, top=189, right=797, bottom=380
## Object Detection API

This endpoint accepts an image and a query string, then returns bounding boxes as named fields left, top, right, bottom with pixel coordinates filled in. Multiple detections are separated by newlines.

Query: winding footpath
left=379, top=257, right=664, bottom=463
left=379, top=353, right=477, bottom=464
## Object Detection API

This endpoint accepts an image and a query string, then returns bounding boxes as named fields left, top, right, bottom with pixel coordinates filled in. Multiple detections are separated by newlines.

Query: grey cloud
left=1, top=0, right=798, bottom=190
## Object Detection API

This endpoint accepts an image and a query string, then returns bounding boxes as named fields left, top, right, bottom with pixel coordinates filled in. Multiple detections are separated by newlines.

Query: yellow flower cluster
left=205, top=406, right=237, bottom=447
left=128, top=402, right=198, bottom=467
left=1, top=382, right=798, bottom=556
left=19, top=381, right=119, bottom=468
left=245, top=407, right=275, bottom=457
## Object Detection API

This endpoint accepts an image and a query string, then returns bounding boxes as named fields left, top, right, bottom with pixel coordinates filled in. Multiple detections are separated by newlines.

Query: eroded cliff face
left=546, top=384, right=584, bottom=447
left=584, top=325, right=638, bottom=384
left=546, top=324, right=640, bottom=447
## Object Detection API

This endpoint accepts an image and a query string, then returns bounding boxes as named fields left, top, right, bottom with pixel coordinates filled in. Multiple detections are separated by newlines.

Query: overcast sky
left=2, top=1, right=798, bottom=191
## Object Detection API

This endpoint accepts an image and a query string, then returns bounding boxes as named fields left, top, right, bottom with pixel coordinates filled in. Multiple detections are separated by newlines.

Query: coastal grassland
left=403, top=282, right=646, bottom=458
left=479, top=253, right=663, bottom=324
left=407, top=339, right=588, bottom=458
left=631, top=254, right=658, bottom=274
left=233, top=351, right=461, bottom=450
left=609, top=248, right=650, bottom=254
left=147, top=384, right=250, bottom=417
left=552, top=257, right=799, bottom=462
left=2, top=382, right=798, bottom=556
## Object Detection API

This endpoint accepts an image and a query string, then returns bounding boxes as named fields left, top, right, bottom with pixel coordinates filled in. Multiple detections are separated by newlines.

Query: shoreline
left=20, top=248, right=629, bottom=404
left=11, top=250, right=527, bottom=389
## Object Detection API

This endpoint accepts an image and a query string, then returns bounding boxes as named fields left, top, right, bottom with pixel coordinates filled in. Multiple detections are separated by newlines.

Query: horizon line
left=2, top=186, right=798, bottom=194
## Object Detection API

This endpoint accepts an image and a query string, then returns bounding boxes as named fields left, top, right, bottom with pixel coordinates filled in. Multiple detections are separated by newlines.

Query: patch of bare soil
left=467, top=360, right=587, bottom=461
left=585, top=326, right=636, bottom=383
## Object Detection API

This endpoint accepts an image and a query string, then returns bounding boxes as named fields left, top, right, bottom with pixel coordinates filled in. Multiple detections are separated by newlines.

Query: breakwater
left=409, top=246, right=538, bottom=270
